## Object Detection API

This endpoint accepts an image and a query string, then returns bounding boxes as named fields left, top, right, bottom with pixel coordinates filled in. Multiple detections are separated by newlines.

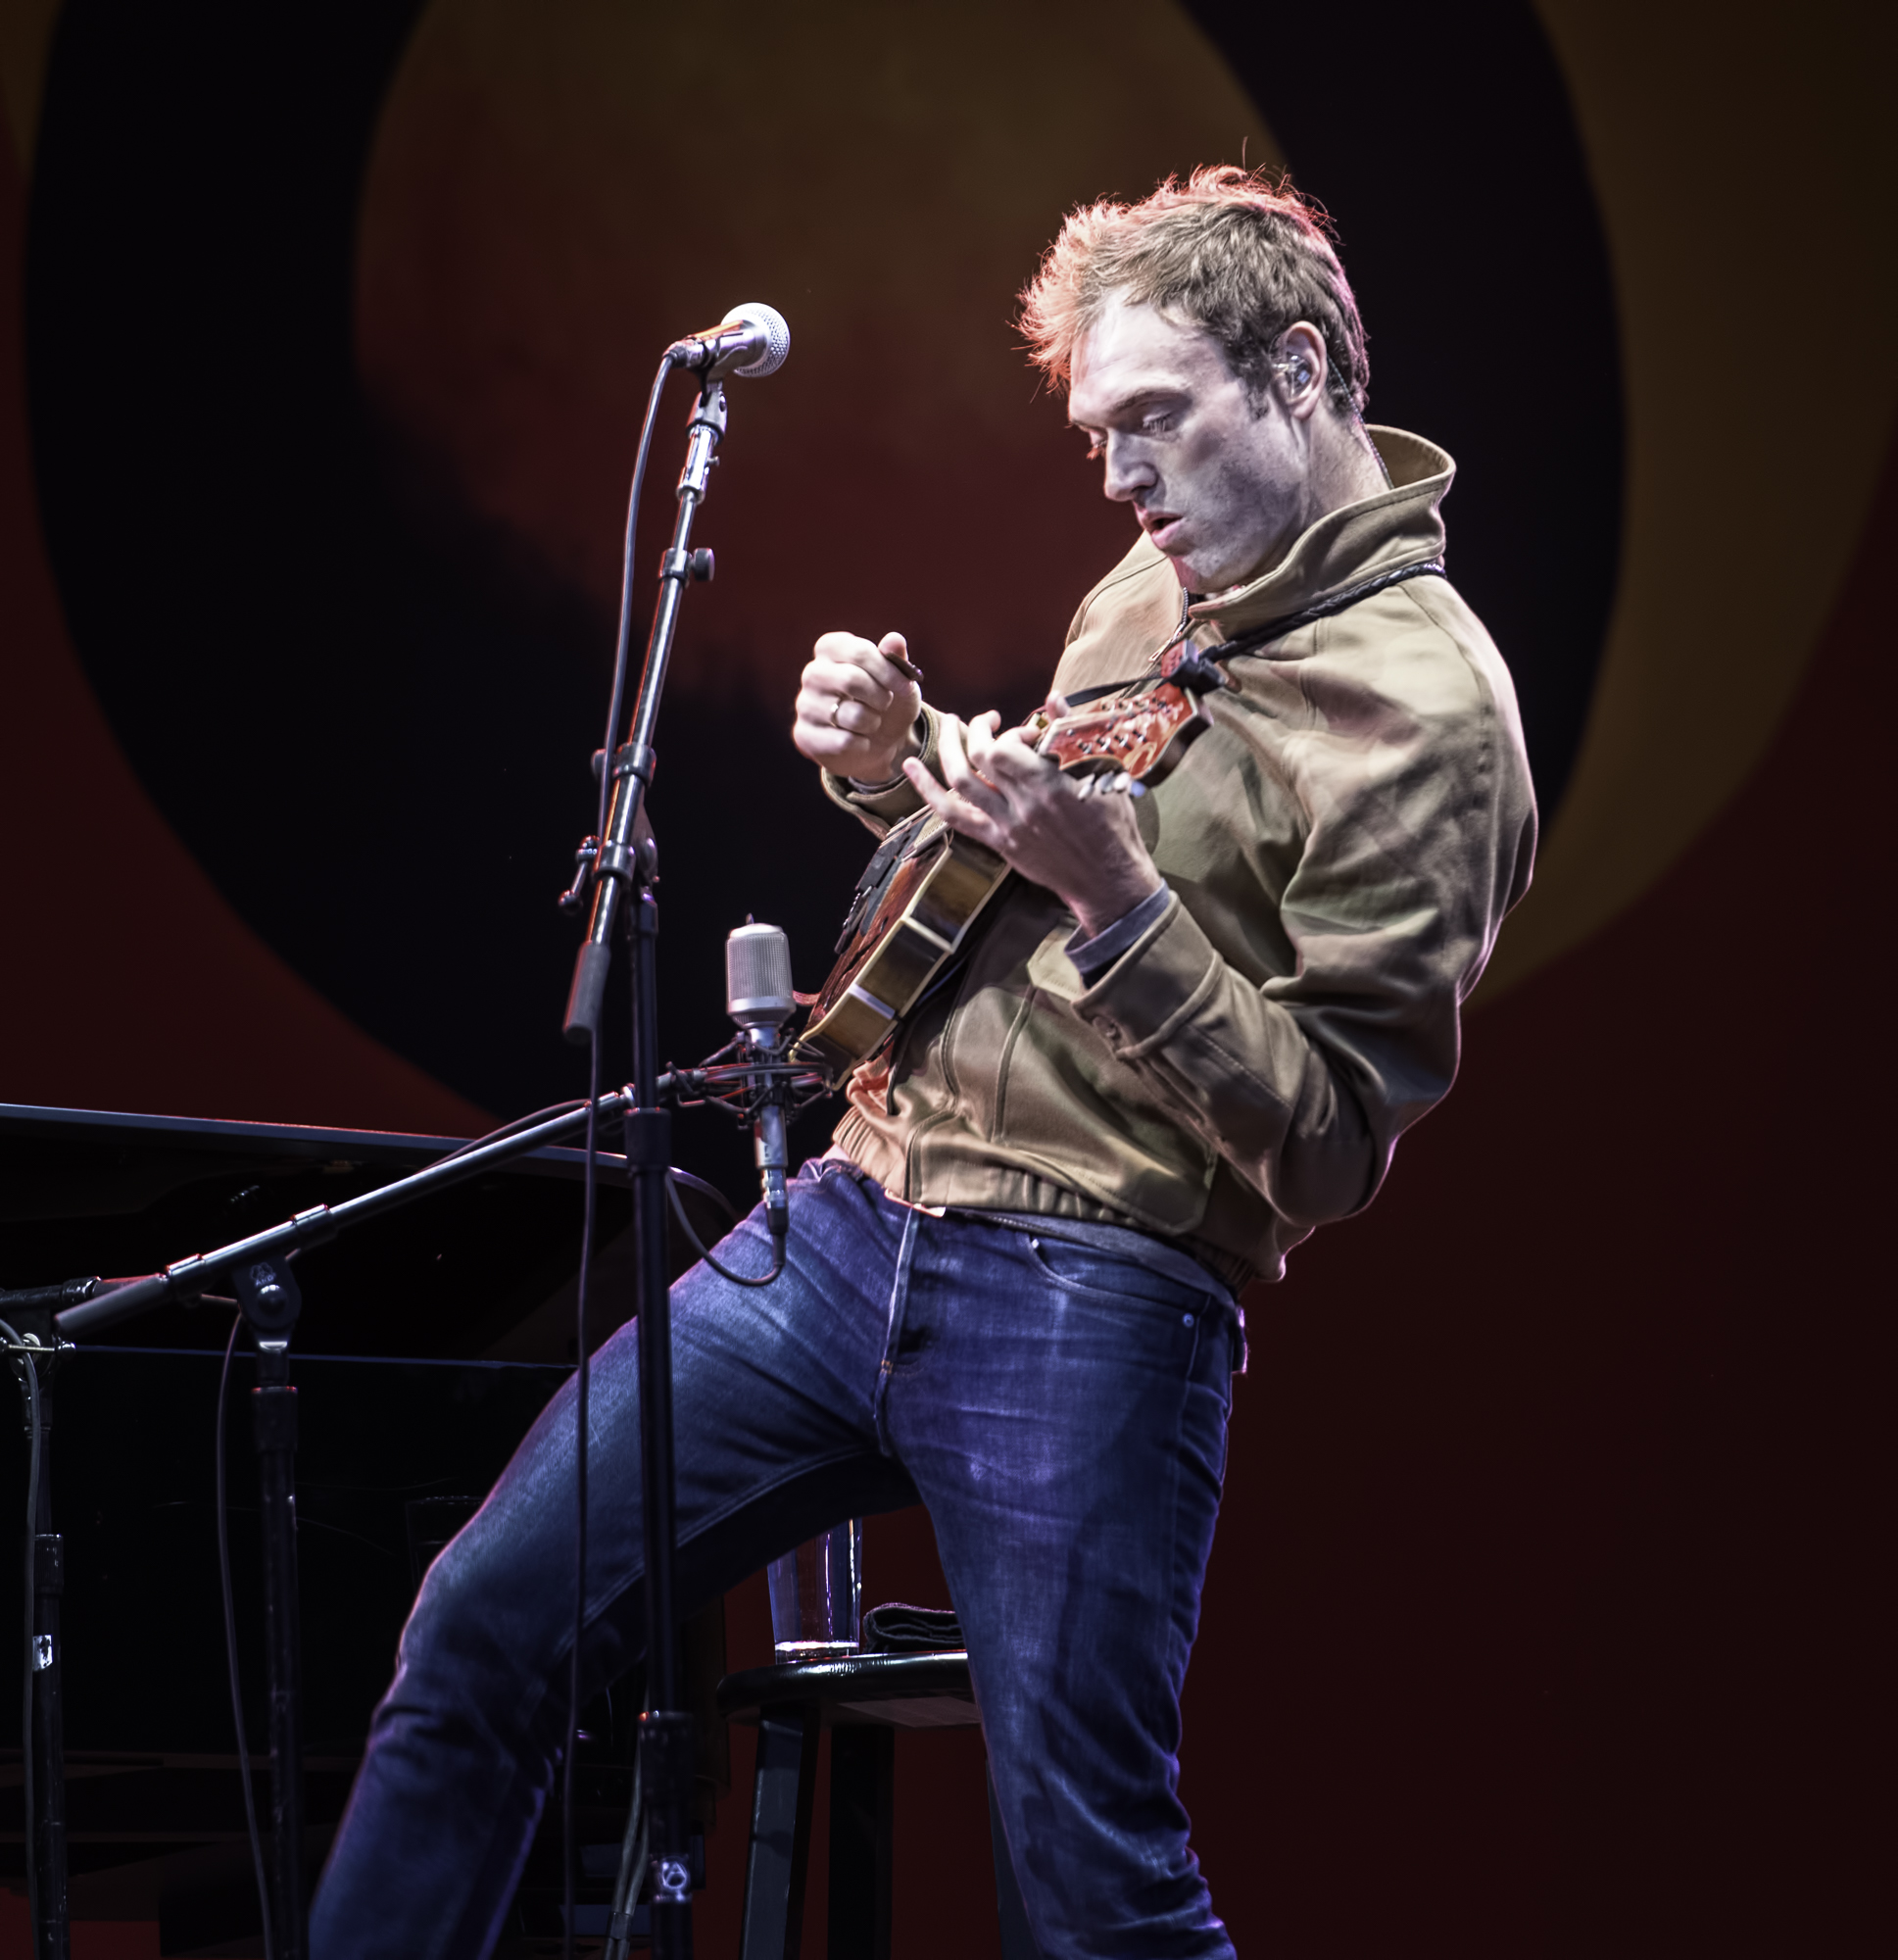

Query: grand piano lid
left=0, top=1102, right=682, bottom=1363
left=0, top=1100, right=620, bottom=1224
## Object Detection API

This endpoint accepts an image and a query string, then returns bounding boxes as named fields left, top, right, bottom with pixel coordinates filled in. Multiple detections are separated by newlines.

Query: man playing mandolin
left=314, top=167, right=1534, bottom=1959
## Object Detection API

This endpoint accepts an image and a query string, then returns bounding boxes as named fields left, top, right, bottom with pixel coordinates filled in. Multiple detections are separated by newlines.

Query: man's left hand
left=902, top=712, right=1164, bottom=940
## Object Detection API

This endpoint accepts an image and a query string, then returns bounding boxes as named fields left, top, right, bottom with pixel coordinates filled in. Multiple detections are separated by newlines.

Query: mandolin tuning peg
left=1079, top=770, right=1145, bottom=799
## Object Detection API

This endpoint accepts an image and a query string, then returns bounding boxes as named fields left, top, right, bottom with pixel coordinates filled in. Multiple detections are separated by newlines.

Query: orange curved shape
left=355, top=0, right=1278, bottom=710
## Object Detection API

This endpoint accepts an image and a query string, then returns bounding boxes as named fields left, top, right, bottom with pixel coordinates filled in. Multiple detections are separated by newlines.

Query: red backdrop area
left=7, top=397, right=1870, bottom=1960
left=2, top=3, right=1891, bottom=1956
left=1181, top=447, right=1892, bottom=1956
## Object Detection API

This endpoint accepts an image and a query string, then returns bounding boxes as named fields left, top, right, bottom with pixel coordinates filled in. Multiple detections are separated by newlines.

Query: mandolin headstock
left=1034, top=669, right=1216, bottom=784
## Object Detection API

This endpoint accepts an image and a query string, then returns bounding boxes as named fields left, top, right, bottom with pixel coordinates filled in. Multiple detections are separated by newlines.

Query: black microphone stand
left=2, top=1282, right=84, bottom=1960
left=560, top=368, right=731, bottom=1960
left=225, top=1255, right=308, bottom=1960
left=51, top=341, right=806, bottom=1957
left=23, top=1351, right=68, bottom=1960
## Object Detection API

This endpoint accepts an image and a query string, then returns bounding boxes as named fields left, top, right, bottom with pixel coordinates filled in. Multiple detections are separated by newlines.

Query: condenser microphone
left=726, top=920, right=796, bottom=1035
left=726, top=922, right=796, bottom=1239
left=670, top=302, right=791, bottom=380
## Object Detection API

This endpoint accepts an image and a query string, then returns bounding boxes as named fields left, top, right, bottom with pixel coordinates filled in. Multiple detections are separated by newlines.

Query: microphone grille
left=726, top=921, right=795, bottom=1031
left=721, top=302, right=790, bottom=378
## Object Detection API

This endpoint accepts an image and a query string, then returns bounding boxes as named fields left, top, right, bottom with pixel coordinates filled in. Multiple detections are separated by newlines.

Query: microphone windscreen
left=721, top=302, right=790, bottom=378
left=727, top=922, right=795, bottom=1031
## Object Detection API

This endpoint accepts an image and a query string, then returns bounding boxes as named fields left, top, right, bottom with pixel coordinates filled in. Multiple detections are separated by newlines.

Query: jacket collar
left=1185, top=426, right=1454, bottom=642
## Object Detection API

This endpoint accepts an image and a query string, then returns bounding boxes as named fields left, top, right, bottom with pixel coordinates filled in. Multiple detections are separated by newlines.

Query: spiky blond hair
left=1018, top=165, right=1370, bottom=416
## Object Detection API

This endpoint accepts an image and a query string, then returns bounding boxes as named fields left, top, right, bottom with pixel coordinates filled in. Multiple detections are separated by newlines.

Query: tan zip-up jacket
left=819, top=428, right=1536, bottom=1286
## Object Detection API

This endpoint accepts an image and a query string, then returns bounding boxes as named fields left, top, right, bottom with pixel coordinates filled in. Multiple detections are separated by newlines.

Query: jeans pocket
left=1022, top=1232, right=1210, bottom=1315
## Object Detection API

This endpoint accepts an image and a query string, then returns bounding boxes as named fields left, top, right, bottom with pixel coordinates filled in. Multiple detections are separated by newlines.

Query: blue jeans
left=311, top=1159, right=1239, bottom=1959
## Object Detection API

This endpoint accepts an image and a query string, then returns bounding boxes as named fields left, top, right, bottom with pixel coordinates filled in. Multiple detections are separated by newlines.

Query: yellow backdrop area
left=1495, top=0, right=1897, bottom=988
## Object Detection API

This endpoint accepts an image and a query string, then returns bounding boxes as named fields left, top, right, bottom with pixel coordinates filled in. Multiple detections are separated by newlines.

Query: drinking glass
left=765, top=1519, right=862, bottom=1658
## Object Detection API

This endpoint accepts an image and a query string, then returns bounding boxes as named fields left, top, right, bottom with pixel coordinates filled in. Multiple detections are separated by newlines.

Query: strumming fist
left=793, top=630, right=925, bottom=784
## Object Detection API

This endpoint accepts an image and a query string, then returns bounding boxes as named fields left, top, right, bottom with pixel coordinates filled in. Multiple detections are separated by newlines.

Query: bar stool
left=716, top=1650, right=1038, bottom=1960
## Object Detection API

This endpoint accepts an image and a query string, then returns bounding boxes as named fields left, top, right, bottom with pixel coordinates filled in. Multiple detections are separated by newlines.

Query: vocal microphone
left=670, top=302, right=791, bottom=380
left=725, top=921, right=797, bottom=1240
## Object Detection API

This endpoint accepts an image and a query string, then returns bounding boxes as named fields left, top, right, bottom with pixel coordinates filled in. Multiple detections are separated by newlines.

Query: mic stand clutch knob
left=558, top=838, right=599, bottom=914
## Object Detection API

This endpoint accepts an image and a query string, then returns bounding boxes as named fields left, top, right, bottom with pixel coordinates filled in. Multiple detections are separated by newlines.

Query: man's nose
left=1099, top=433, right=1155, bottom=504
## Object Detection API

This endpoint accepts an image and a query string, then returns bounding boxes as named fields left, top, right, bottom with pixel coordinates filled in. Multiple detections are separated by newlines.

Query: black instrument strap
left=834, top=808, right=931, bottom=953
left=1060, top=557, right=1447, bottom=706
left=1206, top=556, right=1446, bottom=662
left=1064, top=677, right=1149, bottom=708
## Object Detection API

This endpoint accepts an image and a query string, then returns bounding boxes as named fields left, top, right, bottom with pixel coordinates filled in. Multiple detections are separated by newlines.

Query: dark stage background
left=0, top=0, right=1890, bottom=1953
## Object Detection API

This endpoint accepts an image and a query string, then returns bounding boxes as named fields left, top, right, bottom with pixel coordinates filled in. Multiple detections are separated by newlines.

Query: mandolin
left=792, top=645, right=1229, bottom=1078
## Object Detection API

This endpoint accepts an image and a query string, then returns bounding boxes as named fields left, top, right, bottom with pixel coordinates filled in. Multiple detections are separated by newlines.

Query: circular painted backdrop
left=27, top=0, right=1620, bottom=1126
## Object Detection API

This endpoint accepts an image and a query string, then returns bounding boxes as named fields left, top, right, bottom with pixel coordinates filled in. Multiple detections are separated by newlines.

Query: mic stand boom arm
left=53, top=1088, right=660, bottom=1338
left=48, top=1058, right=821, bottom=1341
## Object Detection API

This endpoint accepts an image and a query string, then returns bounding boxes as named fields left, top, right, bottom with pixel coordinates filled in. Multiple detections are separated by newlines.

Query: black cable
left=218, top=1313, right=274, bottom=1960
left=428, top=1083, right=711, bottom=1175
left=1, top=1319, right=41, bottom=1941
left=603, top=1739, right=647, bottom=1960
left=595, top=355, right=679, bottom=850
left=564, top=1030, right=603, bottom=1960
left=428, top=1099, right=587, bottom=1169
left=424, top=1069, right=715, bottom=1182
left=665, top=1173, right=785, bottom=1288
left=671, top=1167, right=739, bottom=1229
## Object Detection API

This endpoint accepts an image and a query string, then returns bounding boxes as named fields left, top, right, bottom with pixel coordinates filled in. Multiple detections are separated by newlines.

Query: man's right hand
left=794, top=631, right=925, bottom=784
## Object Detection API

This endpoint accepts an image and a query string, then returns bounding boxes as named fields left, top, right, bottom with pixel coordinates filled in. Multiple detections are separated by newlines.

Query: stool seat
left=717, top=1648, right=979, bottom=1731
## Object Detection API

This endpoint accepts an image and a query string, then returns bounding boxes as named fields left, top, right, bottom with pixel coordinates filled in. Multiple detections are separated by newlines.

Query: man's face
left=1067, top=295, right=1305, bottom=592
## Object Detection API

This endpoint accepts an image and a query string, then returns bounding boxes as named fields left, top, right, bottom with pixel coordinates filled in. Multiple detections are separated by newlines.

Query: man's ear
left=1273, top=321, right=1329, bottom=422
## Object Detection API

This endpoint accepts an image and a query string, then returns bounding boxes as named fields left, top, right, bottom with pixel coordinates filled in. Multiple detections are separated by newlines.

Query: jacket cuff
left=1072, top=889, right=1223, bottom=1058
left=1065, top=881, right=1173, bottom=985
left=819, top=707, right=941, bottom=834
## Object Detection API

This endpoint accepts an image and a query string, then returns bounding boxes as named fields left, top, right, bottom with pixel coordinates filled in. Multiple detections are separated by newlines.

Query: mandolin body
left=792, top=825, right=1009, bottom=1076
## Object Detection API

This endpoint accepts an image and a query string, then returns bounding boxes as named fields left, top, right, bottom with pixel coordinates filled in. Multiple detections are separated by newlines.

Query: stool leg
left=741, top=1703, right=820, bottom=1960
left=827, top=1725, right=895, bottom=1960
left=987, top=1762, right=1043, bottom=1960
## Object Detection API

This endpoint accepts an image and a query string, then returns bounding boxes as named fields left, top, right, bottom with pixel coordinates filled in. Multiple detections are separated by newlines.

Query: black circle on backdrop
left=1184, top=0, right=1623, bottom=816
left=26, top=0, right=1620, bottom=1120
